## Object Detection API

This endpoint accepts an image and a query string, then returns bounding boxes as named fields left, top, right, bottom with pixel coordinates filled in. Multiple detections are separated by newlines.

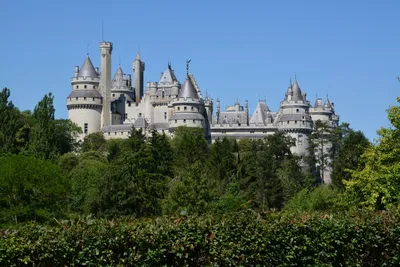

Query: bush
left=1, top=210, right=400, bottom=266
left=284, top=185, right=340, bottom=212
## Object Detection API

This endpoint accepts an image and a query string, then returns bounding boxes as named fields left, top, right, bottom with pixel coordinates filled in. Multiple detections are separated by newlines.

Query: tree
left=171, top=126, right=209, bottom=170
left=345, top=97, right=400, bottom=210
left=0, top=88, right=24, bottom=154
left=309, top=120, right=335, bottom=184
left=28, top=93, right=58, bottom=160
left=0, top=154, right=68, bottom=224
left=81, top=132, right=107, bottom=153
left=331, top=123, right=370, bottom=189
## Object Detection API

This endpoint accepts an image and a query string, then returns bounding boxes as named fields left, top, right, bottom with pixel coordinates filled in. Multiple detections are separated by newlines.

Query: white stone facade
left=67, top=41, right=339, bottom=183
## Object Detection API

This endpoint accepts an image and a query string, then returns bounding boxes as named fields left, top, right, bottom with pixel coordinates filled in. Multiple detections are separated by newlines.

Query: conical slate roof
left=78, top=56, right=98, bottom=78
left=291, top=80, right=303, bottom=101
left=178, top=76, right=198, bottom=99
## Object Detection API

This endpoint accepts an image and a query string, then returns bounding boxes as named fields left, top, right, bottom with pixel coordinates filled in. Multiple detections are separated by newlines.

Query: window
left=84, top=85, right=87, bottom=89
left=84, top=123, right=88, bottom=134
left=112, top=94, right=115, bottom=97
left=295, top=121, right=297, bottom=124
left=250, top=131, right=254, bottom=133
left=84, top=97, right=87, bottom=101
left=93, top=86, right=96, bottom=89
left=178, top=107, right=180, bottom=111
left=76, top=85, right=78, bottom=89
left=296, top=109, right=299, bottom=112
left=184, top=107, right=187, bottom=111
left=115, top=132, right=117, bottom=135
left=164, top=112, right=167, bottom=120
left=128, top=101, right=131, bottom=107
left=76, top=97, right=78, bottom=100
left=183, top=119, right=186, bottom=123
left=108, top=132, right=110, bottom=136
left=175, top=120, right=177, bottom=123
left=191, top=107, right=194, bottom=111
left=92, top=97, right=95, bottom=101
left=298, top=134, right=303, bottom=146
left=125, top=113, right=128, bottom=119
left=193, top=120, right=196, bottom=123
left=139, top=113, right=142, bottom=117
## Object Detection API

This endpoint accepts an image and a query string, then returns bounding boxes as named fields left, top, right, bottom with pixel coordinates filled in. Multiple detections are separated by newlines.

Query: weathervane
left=186, top=59, right=191, bottom=76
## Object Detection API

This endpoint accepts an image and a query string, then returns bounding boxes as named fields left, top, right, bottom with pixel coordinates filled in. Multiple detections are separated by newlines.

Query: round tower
left=67, top=56, right=103, bottom=140
left=169, top=75, right=206, bottom=135
left=275, top=79, right=313, bottom=156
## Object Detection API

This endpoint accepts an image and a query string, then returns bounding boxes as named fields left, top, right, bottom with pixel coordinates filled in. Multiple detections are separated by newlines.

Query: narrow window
left=84, top=85, right=87, bottom=89
left=178, top=107, right=180, bottom=111
left=92, top=97, right=95, bottom=101
left=296, top=109, right=299, bottom=112
left=164, top=112, right=167, bottom=120
left=128, top=101, right=131, bottom=107
left=295, top=121, right=297, bottom=124
left=84, top=123, right=88, bottom=134
left=184, top=107, right=187, bottom=111
left=191, top=107, right=194, bottom=111
left=108, top=132, right=110, bottom=136
left=76, top=97, right=78, bottom=100
left=84, top=97, right=87, bottom=101
left=183, top=119, right=186, bottom=123
left=76, top=85, right=78, bottom=89
left=93, top=85, right=96, bottom=89
left=193, top=120, right=196, bottom=123
left=175, top=120, right=177, bottom=123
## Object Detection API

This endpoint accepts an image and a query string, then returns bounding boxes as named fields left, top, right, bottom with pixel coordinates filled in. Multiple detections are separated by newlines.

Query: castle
left=67, top=41, right=339, bottom=183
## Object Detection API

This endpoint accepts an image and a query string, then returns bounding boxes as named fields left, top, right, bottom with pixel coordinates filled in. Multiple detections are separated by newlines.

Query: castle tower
left=169, top=73, right=206, bottom=136
left=99, top=41, right=113, bottom=127
left=276, top=79, right=313, bottom=156
left=133, top=53, right=145, bottom=102
left=67, top=56, right=102, bottom=140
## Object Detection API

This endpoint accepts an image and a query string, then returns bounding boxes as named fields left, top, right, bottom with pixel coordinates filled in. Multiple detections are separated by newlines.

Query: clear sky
left=1, top=0, right=398, bottom=141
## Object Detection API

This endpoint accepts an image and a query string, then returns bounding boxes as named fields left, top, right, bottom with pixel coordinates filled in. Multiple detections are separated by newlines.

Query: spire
left=78, top=56, right=98, bottom=78
left=136, top=52, right=140, bottom=60
left=291, top=80, right=304, bottom=101
left=178, top=76, right=198, bottom=99
left=186, top=59, right=191, bottom=76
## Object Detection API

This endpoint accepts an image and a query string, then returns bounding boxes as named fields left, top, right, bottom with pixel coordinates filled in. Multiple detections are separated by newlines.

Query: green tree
left=28, top=93, right=58, bottom=160
left=81, top=132, right=107, bottom=153
left=0, top=154, right=68, bottom=224
left=345, top=97, right=400, bottom=210
left=0, top=88, right=24, bottom=154
left=331, top=123, right=370, bottom=189
left=309, top=120, right=335, bottom=184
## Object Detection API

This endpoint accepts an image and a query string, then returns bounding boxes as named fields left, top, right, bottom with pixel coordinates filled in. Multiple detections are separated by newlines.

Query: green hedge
left=1, top=210, right=400, bottom=266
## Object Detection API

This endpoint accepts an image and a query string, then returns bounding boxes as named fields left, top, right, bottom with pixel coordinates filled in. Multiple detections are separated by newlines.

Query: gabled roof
left=111, top=66, right=128, bottom=89
left=249, top=101, right=270, bottom=125
left=159, top=64, right=177, bottom=84
left=134, top=117, right=149, bottom=128
left=78, top=56, right=98, bottom=78
left=178, top=76, right=198, bottom=99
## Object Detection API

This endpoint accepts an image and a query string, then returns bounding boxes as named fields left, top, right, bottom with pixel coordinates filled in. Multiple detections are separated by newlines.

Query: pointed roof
left=291, top=80, right=304, bottom=101
left=111, top=66, right=128, bottom=89
left=178, top=76, right=198, bottom=99
left=159, top=64, right=177, bottom=84
left=324, top=98, right=333, bottom=110
left=249, top=101, right=270, bottom=125
left=78, top=56, right=98, bottom=78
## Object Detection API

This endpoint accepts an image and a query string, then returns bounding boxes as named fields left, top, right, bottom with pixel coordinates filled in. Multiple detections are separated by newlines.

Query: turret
left=276, top=78, right=313, bottom=156
left=216, top=99, right=220, bottom=124
left=169, top=70, right=206, bottom=135
left=67, top=55, right=102, bottom=140
left=133, top=53, right=145, bottom=102
left=99, top=41, right=113, bottom=128
left=245, top=100, right=249, bottom=126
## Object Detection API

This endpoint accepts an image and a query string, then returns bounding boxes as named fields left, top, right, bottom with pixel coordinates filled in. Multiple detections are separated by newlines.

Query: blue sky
left=1, top=0, right=398, bottom=141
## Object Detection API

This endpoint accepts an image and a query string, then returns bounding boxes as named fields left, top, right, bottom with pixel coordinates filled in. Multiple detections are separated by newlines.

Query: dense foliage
left=1, top=86, right=400, bottom=265
left=1, top=211, right=400, bottom=266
